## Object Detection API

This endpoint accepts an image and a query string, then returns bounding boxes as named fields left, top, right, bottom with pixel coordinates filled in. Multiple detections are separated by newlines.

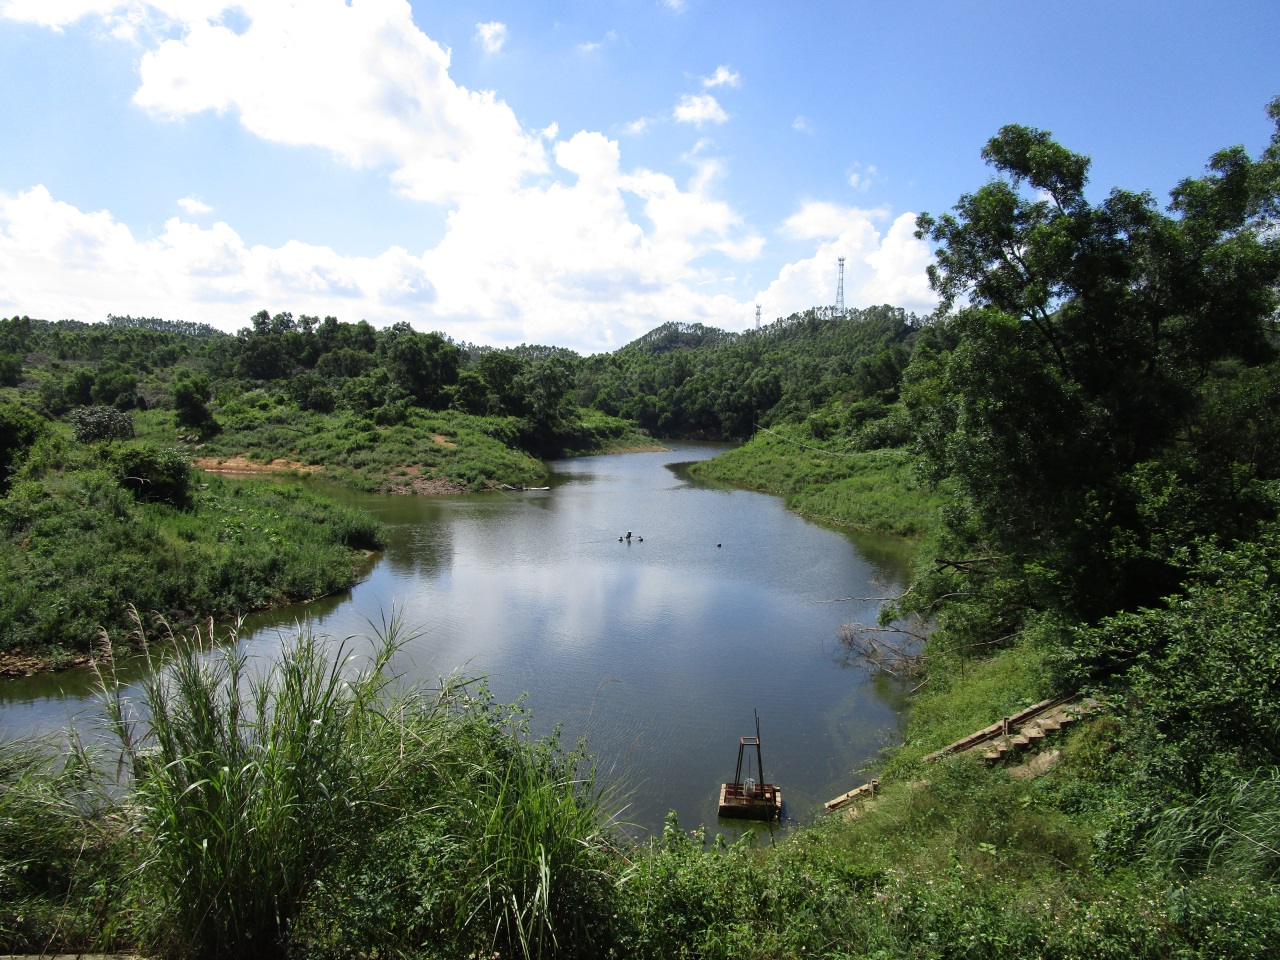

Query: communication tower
left=835, top=256, right=846, bottom=316
left=755, top=304, right=761, bottom=329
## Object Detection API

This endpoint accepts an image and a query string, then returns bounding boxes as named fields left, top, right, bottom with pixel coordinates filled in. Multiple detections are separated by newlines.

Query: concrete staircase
left=920, top=697, right=1098, bottom=766
left=978, top=702, right=1089, bottom=762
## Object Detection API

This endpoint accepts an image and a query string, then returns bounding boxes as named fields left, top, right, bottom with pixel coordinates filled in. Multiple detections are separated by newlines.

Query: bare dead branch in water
left=934, top=556, right=1003, bottom=573
left=836, top=619, right=929, bottom=681
left=813, top=582, right=918, bottom=605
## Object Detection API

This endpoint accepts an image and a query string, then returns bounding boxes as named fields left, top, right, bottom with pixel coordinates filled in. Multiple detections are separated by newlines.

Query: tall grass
left=96, top=616, right=624, bottom=960
left=450, top=725, right=621, bottom=959
left=0, top=735, right=123, bottom=953
left=1145, top=768, right=1280, bottom=882
left=295, top=697, right=624, bottom=960
left=101, top=618, right=418, bottom=958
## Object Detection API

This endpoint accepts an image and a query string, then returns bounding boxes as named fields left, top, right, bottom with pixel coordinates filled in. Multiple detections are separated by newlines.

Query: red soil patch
left=193, top=456, right=321, bottom=474
left=382, top=464, right=469, bottom=496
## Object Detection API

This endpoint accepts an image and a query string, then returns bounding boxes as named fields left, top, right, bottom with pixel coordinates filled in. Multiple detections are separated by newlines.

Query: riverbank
left=6, top=433, right=1277, bottom=958
left=673, top=431, right=1280, bottom=958
left=6, top=618, right=1275, bottom=959
left=0, top=438, right=386, bottom=669
left=687, top=427, right=944, bottom=542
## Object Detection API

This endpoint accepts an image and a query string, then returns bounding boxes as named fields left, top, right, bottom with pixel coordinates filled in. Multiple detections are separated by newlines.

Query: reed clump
left=0, top=735, right=126, bottom=953
left=87, top=617, right=622, bottom=960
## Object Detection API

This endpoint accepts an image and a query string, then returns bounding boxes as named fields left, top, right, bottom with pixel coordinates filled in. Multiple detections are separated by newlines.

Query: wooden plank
left=825, top=779, right=878, bottom=811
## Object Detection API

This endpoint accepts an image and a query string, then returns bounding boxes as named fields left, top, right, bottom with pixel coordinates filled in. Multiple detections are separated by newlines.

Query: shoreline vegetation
left=5, top=99, right=1280, bottom=957
left=0, top=309, right=656, bottom=669
left=688, top=427, right=945, bottom=543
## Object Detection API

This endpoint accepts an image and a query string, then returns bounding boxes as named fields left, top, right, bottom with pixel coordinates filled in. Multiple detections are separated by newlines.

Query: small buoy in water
left=717, top=543, right=722, bottom=548
left=638, top=536, right=643, bottom=542
left=618, top=536, right=624, bottom=541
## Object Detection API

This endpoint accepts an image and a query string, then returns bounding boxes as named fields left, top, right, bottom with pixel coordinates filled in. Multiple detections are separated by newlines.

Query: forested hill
left=1, top=302, right=919, bottom=458
left=0, top=311, right=635, bottom=460
left=577, top=304, right=918, bottom=437
left=619, top=320, right=737, bottom=354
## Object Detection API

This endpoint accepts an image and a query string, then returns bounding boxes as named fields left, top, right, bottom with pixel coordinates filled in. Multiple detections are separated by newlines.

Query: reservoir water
left=0, top=443, right=912, bottom=835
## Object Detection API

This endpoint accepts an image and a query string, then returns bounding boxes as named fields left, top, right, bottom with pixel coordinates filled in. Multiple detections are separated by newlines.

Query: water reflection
left=0, top=443, right=914, bottom=836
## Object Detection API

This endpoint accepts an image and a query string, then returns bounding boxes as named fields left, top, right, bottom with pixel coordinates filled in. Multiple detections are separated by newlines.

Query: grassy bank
left=6, top=622, right=1278, bottom=960
left=688, top=427, right=944, bottom=541
left=1, top=431, right=384, bottom=664
left=142, top=406, right=545, bottom=493
left=144, top=405, right=652, bottom=492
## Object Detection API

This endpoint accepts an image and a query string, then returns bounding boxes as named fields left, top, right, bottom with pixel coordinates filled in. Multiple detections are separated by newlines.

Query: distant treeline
left=578, top=305, right=918, bottom=438
left=1, top=302, right=918, bottom=448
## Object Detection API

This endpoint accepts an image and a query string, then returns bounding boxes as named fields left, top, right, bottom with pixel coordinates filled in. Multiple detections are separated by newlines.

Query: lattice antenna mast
left=755, top=303, right=761, bottom=329
left=835, top=256, right=846, bottom=316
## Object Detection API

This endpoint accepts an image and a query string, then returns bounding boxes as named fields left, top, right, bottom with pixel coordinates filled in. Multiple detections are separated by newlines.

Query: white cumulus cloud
left=757, top=207, right=935, bottom=320
left=0, top=185, right=436, bottom=323
left=476, top=20, right=507, bottom=54
left=124, top=1, right=547, bottom=206
left=177, top=195, right=212, bottom=214
left=783, top=201, right=887, bottom=240
left=674, top=94, right=727, bottom=127
left=702, top=65, right=740, bottom=88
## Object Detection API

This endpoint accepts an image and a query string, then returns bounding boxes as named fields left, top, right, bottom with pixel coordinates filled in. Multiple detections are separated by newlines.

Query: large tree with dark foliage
left=906, top=98, right=1280, bottom=630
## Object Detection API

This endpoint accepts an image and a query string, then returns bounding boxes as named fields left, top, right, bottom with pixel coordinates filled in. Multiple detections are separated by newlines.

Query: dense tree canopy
left=908, top=100, right=1280, bottom=624
left=578, top=306, right=920, bottom=439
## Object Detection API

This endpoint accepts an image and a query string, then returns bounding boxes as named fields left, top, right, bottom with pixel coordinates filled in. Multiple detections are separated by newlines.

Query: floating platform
left=718, top=782, right=782, bottom=820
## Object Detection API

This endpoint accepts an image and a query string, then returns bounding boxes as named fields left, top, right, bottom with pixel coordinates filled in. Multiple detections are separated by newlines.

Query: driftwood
left=836, top=618, right=928, bottom=681
left=933, top=555, right=1002, bottom=574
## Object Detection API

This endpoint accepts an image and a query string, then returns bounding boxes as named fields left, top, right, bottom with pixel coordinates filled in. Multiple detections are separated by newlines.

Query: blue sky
left=1, top=1, right=1277, bottom=354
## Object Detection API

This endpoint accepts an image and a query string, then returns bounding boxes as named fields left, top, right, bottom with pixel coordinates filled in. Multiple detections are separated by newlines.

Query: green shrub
left=0, top=350, right=20, bottom=387
left=170, top=370, right=215, bottom=431
left=112, top=442, right=192, bottom=507
left=0, top=400, right=46, bottom=494
left=70, top=404, right=134, bottom=444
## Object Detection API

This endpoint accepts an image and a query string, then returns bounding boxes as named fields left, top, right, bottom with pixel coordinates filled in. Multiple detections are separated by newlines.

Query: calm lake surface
left=0, top=443, right=913, bottom=836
